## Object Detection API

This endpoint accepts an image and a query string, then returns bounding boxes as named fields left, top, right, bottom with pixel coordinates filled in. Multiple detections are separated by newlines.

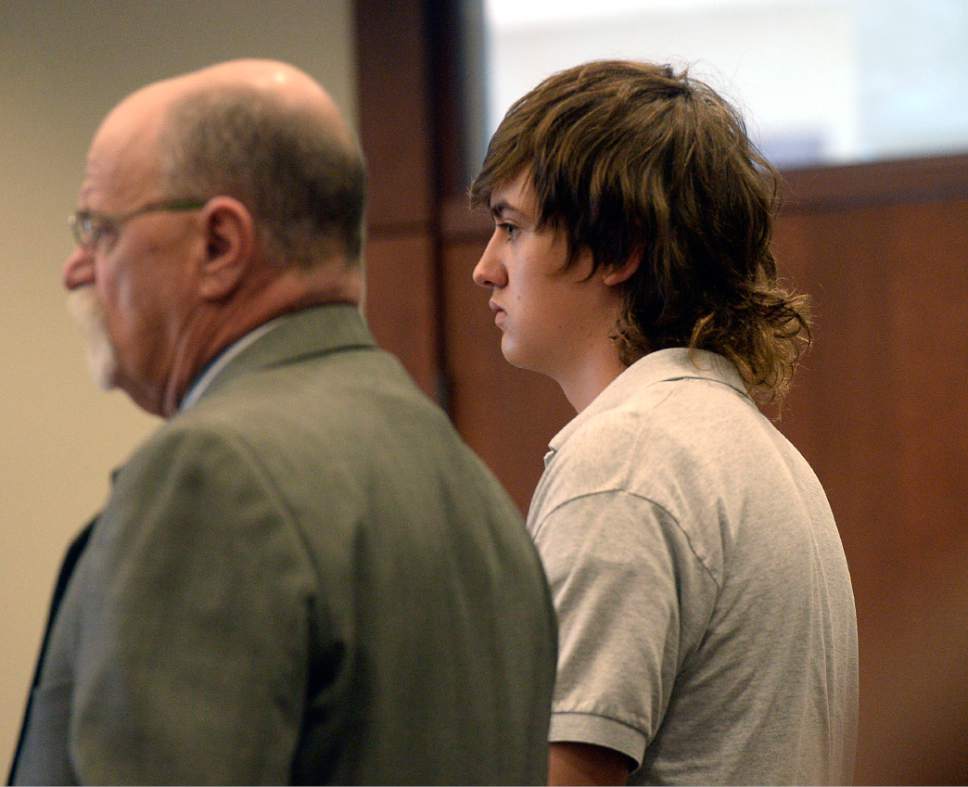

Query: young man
left=10, top=59, right=557, bottom=785
left=472, top=60, right=858, bottom=785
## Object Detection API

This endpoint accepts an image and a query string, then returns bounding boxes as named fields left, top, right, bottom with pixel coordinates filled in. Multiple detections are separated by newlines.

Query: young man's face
left=472, top=171, right=620, bottom=385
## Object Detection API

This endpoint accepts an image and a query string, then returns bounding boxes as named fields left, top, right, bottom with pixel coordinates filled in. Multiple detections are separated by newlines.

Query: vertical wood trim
left=354, top=0, right=444, bottom=400
left=355, top=0, right=434, bottom=232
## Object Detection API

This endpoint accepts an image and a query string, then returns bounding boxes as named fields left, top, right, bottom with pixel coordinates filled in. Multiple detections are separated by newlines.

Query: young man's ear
left=602, top=254, right=641, bottom=288
left=197, top=196, right=255, bottom=300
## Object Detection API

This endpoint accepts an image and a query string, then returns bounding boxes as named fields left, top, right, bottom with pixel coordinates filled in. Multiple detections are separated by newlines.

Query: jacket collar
left=183, top=303, right=375, bottom=410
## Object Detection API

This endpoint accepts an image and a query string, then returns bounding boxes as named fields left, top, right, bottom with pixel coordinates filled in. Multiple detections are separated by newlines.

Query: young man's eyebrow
left=490, top=200, right=524, bottom=219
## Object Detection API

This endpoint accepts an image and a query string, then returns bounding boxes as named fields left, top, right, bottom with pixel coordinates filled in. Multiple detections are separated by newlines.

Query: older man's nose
left=62, top=246, right=95, bottom=290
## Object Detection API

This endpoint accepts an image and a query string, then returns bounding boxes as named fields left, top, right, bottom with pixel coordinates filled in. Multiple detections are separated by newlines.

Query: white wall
left=0, top=0, right=357, bottom=775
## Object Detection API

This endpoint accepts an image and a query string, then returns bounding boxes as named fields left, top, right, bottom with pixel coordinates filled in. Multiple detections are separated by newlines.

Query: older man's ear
left=197, top=196, right=255, bottom=300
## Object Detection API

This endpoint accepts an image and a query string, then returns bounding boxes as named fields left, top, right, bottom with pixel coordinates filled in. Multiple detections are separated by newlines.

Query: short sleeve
left=533, top=490, right=717, bottom=768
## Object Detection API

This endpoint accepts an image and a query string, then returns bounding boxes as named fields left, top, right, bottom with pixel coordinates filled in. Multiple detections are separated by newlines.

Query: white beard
left=66, top=287, right=118, bottom=390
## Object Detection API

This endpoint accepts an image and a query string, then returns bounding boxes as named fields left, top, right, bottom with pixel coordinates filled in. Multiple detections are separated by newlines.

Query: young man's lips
left=488, top=300, right=506, bottom=325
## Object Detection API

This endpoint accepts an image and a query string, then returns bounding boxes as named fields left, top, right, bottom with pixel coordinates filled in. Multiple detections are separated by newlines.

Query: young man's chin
left=500, top=336, right=528, bottom=369
left=500, top=340, right=546, bottom=378
left=66, top=287, right=119, bottom=391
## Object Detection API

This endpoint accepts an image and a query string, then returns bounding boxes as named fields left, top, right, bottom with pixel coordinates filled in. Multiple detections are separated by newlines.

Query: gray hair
left=160, top=86, right=365, bottom=268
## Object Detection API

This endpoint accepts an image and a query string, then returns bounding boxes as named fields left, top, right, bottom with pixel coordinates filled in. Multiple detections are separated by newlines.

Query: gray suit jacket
left=12, top=305, right=556, bottom=785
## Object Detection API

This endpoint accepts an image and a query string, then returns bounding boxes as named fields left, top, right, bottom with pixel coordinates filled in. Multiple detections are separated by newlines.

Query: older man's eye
left=92, top=219, right=117, bottom=244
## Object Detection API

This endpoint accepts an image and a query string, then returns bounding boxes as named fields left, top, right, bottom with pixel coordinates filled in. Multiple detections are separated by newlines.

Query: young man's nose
left=472, top=235, right=507, bottom=288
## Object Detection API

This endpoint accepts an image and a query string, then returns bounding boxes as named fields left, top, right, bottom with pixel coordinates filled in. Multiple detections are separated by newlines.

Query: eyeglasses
left=69, top=198, right=207, bottom=250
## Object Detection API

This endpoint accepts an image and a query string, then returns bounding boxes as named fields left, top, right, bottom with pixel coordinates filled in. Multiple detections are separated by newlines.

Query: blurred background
left=2, top=1, right=966, bottom=782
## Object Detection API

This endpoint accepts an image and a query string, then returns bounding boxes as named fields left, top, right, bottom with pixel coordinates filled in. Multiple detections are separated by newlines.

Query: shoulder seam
left=536, top=489, right=721, bottom=591
left=168, top=423, right=321, bottom=584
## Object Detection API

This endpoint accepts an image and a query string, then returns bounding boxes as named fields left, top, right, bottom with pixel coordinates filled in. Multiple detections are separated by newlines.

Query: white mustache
left=66, top=287, right=117, bottom=390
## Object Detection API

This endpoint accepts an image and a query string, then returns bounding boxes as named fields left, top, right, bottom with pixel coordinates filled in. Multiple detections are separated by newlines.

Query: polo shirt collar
left=547, top=348, right=751, bottom=458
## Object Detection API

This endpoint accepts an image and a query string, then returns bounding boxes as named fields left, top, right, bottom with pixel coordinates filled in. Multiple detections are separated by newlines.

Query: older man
left=10, top=60, right=556, bottom=785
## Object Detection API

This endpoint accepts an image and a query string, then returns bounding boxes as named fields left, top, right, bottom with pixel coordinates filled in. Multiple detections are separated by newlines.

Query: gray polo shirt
left=529, top=348, right=858, bottom=785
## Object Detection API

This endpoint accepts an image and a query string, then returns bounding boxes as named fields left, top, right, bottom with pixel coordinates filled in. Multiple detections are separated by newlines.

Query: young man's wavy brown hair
left=470, top=60, right=811, bottom=403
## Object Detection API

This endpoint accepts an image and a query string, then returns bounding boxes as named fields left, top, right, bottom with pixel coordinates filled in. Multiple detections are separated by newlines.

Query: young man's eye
left=498, top=222, right=518, bottom=240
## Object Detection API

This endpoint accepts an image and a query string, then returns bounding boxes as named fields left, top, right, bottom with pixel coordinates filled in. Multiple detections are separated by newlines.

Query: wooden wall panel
left=355, top=0, right=433, bottom=230
left=355, top=0, right=442, bottom=402
left=363, top=234, right=438, bottom=399
left=773, top=199, right=968, bottom=784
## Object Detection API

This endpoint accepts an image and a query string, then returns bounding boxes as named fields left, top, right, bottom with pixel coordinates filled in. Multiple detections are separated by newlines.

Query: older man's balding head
left=88, top=60, right=363, bottom=263
left=152, top=59, right=365, bottom=267
left=65, top=60, right=367, bottom=417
